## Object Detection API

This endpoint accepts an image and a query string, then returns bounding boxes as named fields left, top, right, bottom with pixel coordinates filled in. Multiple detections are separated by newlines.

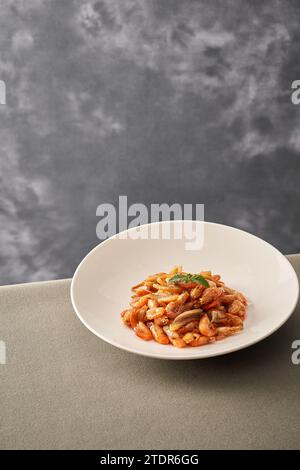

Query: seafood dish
left=121, top=266, right=248, bottom=348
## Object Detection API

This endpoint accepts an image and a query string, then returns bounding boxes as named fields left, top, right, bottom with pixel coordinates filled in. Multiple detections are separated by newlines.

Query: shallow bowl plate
left=71, top=221, right=299, bottom=359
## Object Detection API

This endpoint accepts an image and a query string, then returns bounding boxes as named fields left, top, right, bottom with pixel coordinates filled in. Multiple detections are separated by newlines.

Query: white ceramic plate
left=71, top=221, right=299, bottom=360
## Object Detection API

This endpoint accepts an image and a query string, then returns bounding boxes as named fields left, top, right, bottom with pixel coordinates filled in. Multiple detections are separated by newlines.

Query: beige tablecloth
left=1, top=255, right=300, bottom=450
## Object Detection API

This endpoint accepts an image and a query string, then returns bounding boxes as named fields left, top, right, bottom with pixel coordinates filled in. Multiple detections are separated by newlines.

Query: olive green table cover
left=1, top=255, right=299, bottom=450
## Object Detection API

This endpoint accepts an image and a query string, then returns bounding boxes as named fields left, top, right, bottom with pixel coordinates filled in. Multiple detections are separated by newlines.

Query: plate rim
left=70, top=220, right=299, bottom=360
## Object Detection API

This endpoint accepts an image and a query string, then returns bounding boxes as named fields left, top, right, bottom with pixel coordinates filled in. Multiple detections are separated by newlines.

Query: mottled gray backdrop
left=1, top=0, right=300, bottom=285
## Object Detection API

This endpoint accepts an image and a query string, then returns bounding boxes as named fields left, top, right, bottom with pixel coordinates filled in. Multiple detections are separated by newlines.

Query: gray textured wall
left=1, top=0, right=300, bottom=285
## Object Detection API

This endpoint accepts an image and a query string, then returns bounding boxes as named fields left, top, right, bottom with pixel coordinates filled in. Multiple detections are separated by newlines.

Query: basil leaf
left=167, top=274, right=191, bottom=284
left=190, top=274, right=210, bottom=287
left=168, top=273, right=209, bottom=288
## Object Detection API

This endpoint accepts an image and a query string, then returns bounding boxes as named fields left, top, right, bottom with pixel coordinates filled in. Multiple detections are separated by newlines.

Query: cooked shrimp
left=148, top=298, right=158, bottom=309
left=199, top=313, right=217, bottom=337
left=156, top=294, right=179, bottom=304
left=145, top=307, right=165, bottom=320
left=182, top=332, right=211, bottom=346
left=190, top=335, right=211, bottom=347
left=133, top=286, right=152, bottom=296
left=228, top=299, right=246, bottom=316
left=130, top=306, right=147, bottom=327
left=209, top=310, right=227, bottom=323
left=182, top=332, right=195, bottom=344
left=168, top=266, right=182, bottom=276
left=165, top=291, right=189, bottom=319
left=177, top=320, right=199, bottom=335
left=217, top=326, right=243, bottom=337
left=163, top=326, right=186, bottom=348
left=235, top=292, right=248, bottom=305
left=148, top=322, right=169, bottom=344
left=134, top=321, right=152, bottom=340
left=154, top=315, right=169, bottom=326
left=220, top=294, right=236, bottom=305
left=146, top=273, right=167, bottom=282
left=153, top=284, right=181, bottom=293
left=222, top=313, right=243, bottom=327
left=121, top=309, right=131, bottom=326
left=190, top=285, right=205, bottom=300
left=200, top=287, right=224, bottom=306
left=132, top=294, right=152, bottom=309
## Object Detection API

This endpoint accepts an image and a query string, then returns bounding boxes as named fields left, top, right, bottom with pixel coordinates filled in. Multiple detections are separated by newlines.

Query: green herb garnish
left=168, top=273, right=209, bottom=288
